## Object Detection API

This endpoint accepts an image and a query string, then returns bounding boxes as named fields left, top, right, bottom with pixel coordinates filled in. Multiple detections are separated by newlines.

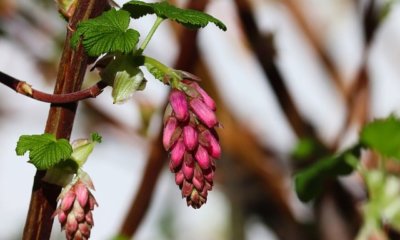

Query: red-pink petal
left=75, top=182, right=89, bottom=207
left=183, top=125, right=198, bottom=151
left=163, top=117, right=177, bottom=150
left=195, top=145, right=211, bottom=169
left=175, top=171, right=185, bottom=185
left=190, top=98, right=217, bottom=128
left=170, top=139, right=185, bottom=168
left=61, top=191, right=76, bottom=211
left=181, top=180, right=193, bottom=197
left=199, top=130, right=221, bottom=158
left=169, top=90, right=189, bottom=121
left=182, top=153, right=194, bottom=180
left=191, top=82, right=216, bottom=111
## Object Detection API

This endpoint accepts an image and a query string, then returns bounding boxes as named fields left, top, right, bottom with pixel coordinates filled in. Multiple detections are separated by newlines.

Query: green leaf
left=123, top=0, right=227, bottom=31
left=294, top=145, right=360, bottom=202
left=360, top=116, right=400, bottom=160
left=16, top=134, right=72, bottom=170
left=112, top=69, right=146, bottom=104
left=71, top=8, right=140, bottom=56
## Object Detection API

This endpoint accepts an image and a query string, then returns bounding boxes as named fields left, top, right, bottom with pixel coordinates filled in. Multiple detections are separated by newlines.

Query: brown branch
left=118, top=132, right=166, bottom=238
left=235, top=0, right=319, bottom=141
left=0, top=71, right=107, bottom=103
left=22, top=1, right=109, bottom=239
left=281, top=0, right=347, bottom=99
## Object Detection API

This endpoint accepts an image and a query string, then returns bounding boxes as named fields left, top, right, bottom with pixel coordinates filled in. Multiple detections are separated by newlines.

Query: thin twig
left=0, top=71, right=107, bottom=103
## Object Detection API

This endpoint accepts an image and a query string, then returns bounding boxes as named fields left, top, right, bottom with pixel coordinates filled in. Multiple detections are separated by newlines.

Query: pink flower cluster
left=163, top=80, right=221, bottom=208
left=53, top=179, right=97, bottom=240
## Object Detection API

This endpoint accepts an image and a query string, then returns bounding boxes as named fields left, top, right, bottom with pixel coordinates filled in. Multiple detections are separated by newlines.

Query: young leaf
left=123, top=0, right=227, bottom=31
left=71, top=133, right=102, bottom=167
left=71, top=8, right=140, bottom=56
left=294, top=145, right=361, bottom=202
left=360, top=116, right=400, bottom=160
left=99, top=54, right=147, bottom=103
left=16, top=133, right=72, bottom=170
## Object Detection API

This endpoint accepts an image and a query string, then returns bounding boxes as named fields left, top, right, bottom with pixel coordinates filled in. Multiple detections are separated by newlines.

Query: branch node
left=17, top=82, right=33, bottom=96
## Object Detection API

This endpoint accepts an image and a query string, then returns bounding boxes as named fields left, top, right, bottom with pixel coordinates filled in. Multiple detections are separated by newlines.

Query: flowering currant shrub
left=1, top=1, right=226, bottom=239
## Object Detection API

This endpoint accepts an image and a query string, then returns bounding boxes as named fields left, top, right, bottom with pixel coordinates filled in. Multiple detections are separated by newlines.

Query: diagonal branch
left=0, top=71, right=107, bottom=103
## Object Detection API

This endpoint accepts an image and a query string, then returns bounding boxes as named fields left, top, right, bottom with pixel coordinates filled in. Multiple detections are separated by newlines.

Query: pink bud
left=169, top=90, right=189, bottom=121
left=88, top=194, right=98, bottom=210
left=190, top=98, right=217, bottom=128
left=183, top=153, right=194, bottom=180
left=79, top=223, right=91, bottom=237
left=195, top=145, right=211, bottom=169
left=61, top=191, right=76, bottom=211
left=75, top=183, right=89, bottom=207
left=66, top=214, right=78, bottom=236
left=58, top=210, right=67, bottom=225
left=200, top=130, right=221, bottom=158
left=193, top=177, right=204, bottom=190
left=163, top=117, right=177, bottom=150
left=181, top=180, right=193, bottom=197
left=191, top=82, right=216, bottom=110
left=170, top=139, right=185, bottom=168
left=85, top=211, right=94, bottom=226
left=183, top=125, right=198, bottom=151
left=203, top=168, right=214, bottom=182
left=73, top=201, right=85, bottom=222
left=175, top=171, right=185, bottom=185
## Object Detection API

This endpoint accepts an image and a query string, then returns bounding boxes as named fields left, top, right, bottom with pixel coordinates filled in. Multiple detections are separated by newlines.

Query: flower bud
left=183, top=125, right=198, bottom=151
left=75, top=182, right=89, bottom=207
left=163, top=117, right=178, bottom=150
left=195, top=145, right=211, bottom=169
left=190, top=98, right=217, bottom=128
left=175, top=171, right=185, bottom=185
left=170, top=139, right=185, bottom=168
left=191, top=82, right=216, bottom=111
left=170, top=90, right=189, bottom=121
left=182, top=180, right=193, bottom=197
left=200, top=130, right=221, bottom=159
left=183, top=153, right=194, bottom=180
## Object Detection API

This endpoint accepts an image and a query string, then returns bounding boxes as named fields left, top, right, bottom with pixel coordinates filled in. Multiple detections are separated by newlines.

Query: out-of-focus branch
left=281, top=0, right=347, bottom=98
left=0, top=71, right=107, bottom=103
left=332, top=0, right=379, bottom=149
left=235, top=0, right=318, bottom=140
left=22, top=1, right=109, bottom=239
left=195, top=59, right=294, bottom=220
left=117, top=0, right=208, bottom=238
left=118, top=131, right=166, bottom=238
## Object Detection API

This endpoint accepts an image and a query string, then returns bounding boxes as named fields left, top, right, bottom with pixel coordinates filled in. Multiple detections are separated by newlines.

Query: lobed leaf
left=123, top=0, right=227, bottom=31
left=294, top=145, right=360, bottom=202
left=360, top=116, right=400, bottom=160
left=16, top=134, right=73, bottom=170
left=71, top=9, right=140, bottom=56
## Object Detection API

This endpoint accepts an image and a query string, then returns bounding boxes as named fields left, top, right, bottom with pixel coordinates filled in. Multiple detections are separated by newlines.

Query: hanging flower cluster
left=163, top=79, right=221, bottom=208
left=53, top=177, right=97, bottom=240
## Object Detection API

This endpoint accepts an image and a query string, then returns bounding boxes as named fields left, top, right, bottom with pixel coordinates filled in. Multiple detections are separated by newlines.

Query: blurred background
left=1, top=0, right=400, bottom=239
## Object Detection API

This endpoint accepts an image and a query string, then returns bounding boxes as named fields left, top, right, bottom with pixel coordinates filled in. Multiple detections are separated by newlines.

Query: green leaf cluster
left=294, top=145, right=360, bottom=202
left=71, top=9, right=140, bottom=56
left=122, top=0, right=227, bottom=31
left=16, top=134, right=73, bottom=170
